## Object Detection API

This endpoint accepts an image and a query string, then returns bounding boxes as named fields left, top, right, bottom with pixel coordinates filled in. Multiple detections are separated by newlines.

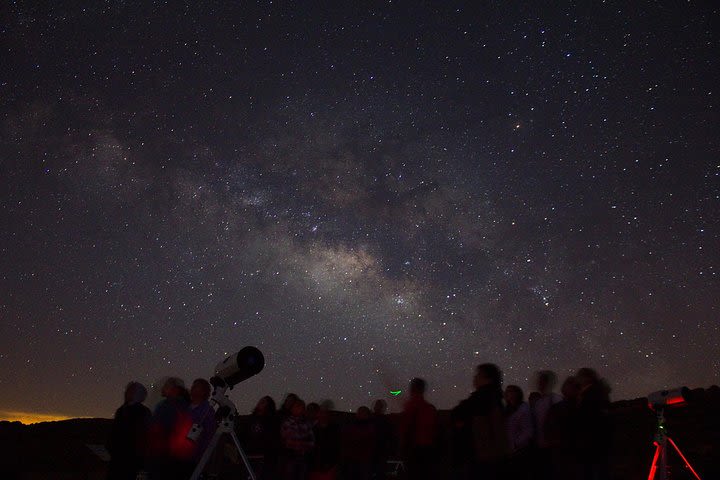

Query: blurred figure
left=309, top=404, right=340, bottom=480
left=107, top=381, right=152, bottom=480
left=575, top=368, right=612, bottom=480
left=243, top=395, right=280, bottom=479
left=372, top=399, right=394, bottom=480
left=188, top=379, right=216, bottom=464
left=341, top=406, right=377, bottom=480
left=545, top=376, right=582, bottom=480
left=279, top=399, right=315, bottom=480
left=306, top=402, right=320, bottom=427
left=449, top=404, right=473, bottom=480
left=401, top=378, right=438, bottom=480
left=531, top=370, right=562, bottom=480
left=452, top=364, right=508, bottom=480
left=504, top=385, right=533, bottom=480
left=280, top=393, right=300, bottom=420
left=147, top=377, right=194, bottom=480
left=528, top=391, right=541, bottom=410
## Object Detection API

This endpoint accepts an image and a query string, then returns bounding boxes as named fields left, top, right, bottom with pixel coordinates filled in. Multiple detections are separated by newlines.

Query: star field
left=1, top=1, right=718, bottom=419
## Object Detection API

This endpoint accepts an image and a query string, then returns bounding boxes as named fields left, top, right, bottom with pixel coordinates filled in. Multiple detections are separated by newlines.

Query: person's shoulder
left=133, top=403, right=152, bottom=415
left=419, top=399, right=437, bottom=415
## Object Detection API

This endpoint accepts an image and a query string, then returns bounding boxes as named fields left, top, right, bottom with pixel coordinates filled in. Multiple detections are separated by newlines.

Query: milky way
left=1, top=2, right=718, bottom=419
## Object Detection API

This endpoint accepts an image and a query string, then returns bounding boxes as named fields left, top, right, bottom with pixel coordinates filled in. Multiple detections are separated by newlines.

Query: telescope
left=188, top=346, right=265, bottom=480
left=645, top=386, right=703, bottom=480
left=213, top=346, right=265, bottom=388
left=647, top=387, right=691, bottom=409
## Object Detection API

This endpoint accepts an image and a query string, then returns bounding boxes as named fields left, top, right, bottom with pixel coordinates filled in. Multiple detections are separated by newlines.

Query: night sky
left=1, top=1, right=718, bottom=422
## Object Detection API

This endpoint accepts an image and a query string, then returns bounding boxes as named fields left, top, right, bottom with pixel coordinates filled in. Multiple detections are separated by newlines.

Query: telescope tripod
left=647, top=408, right=702, bottom=480
left=189, top=382, right=257, bottom=480
left=189, top=414, right=257, bottom=480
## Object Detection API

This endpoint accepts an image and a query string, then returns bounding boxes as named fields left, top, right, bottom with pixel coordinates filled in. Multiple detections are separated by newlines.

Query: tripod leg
left=667, top=437, right=702, bottom=480
left=229, top=430, right=258, bottom=480
left=190, top=429, right=224, bottom=480
left=648, top=442, right=662, bottom=480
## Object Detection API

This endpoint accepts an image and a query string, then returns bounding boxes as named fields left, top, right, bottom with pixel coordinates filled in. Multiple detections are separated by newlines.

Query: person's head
left=282, top=393, right=299, bottom=412
left=161, top=377, right=185, bottom=398
left=373, top=399, right=387, bottom=415
left=124, top=381, right=148, bottom=405
left=474, top=363, right=502, bottom=390
left=254, top=396, right=277, bottom=416
left=290, top=399, right=306, bottom=418
left=317, top=405, right=332, bottom=426
left=561, top=376, right=581, bottom=402
left=409, top=378, right=427, bottom=398
left=534, top=370, right=557, bottom=394
left=528, top=391, right=541, bottom=407
left=356, top=406, right=372, bottom=420
left=504, top=385, right=524, bottom=408
left=576, top=367, right=599, bottom=388
left=306, top=402, right=320, bottom=422
left=190, top=378, right=211, bottom=405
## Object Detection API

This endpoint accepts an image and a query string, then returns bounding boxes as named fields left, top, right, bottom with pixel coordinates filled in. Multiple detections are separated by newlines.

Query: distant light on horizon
left=0, top=410, right=87, bottom=425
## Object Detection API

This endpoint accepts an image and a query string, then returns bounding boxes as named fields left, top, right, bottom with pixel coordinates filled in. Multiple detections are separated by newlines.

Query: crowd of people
left=106, top=365, right=612, bottom=480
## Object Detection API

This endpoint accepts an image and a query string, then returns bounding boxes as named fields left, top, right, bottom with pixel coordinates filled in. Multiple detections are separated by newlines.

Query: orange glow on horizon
left=0, top=410, right=81, bottom=425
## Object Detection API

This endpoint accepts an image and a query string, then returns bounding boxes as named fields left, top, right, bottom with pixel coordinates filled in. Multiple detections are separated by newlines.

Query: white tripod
left=189, top=379, right=257, bottom=480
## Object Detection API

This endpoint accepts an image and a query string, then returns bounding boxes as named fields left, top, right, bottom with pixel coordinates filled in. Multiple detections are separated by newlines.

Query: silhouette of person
left=278, top=398, right=315, bottom=480
left=531, top=370, right=562, bottom=480
left=401, top=377, right=438, bottom=480
left=188, top=378, right=216, bottom=464
left=372, top=399, right=394, bottom=480
left=450, top=402, right=474, bottom=480
left=242, top=395, right=280, bottom=479
left=306, top=402, right=320, bottom=427
left=341, top=406, right=378, bottom=480
left=280, top=393, right=300, bottom=420
left=452, top=363, right=508, bottom=480
left=107, top=381, right=152, bottom=480
left=575, top=368, right=612, bottom=480
left=504, top=385, right=533, bottom=480
left=528, top=391, right=542, bottom=410
left=147, top=377, right=193, bottom=480
left=309, top=404, right=340, bottom=480
left=545, top=376, right=582, bottom=480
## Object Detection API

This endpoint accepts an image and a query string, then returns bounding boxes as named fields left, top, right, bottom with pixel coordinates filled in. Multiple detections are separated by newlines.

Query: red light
left=666, top=396, right=685, bottom=405
left=647, top=443, right=662, bottom=480
left=668, top=438, right=702, bottom=480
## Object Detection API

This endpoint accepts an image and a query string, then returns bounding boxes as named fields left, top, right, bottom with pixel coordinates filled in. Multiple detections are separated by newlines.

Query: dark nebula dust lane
left=1, top=1, right=718, bottom=419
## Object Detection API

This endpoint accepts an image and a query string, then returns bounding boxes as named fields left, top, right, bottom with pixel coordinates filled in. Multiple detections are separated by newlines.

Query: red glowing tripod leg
left=647, top=441, right=662, bottom=480
left=667, top=437, right=702, bottom=480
